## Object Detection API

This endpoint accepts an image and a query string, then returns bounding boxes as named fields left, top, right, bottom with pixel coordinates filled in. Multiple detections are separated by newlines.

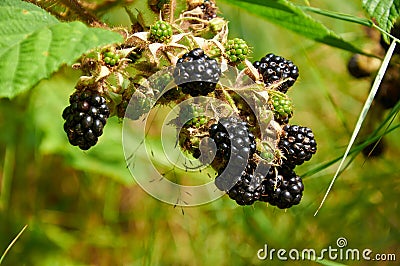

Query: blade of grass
left=299, top=5, right=373, bottom=27
left=0, top=144, right=15, bottom=211
left=313, top=258, right=348, bottom=266
left=0, top=225, right=28, bottom=264
left=302, top=74, right=400, bottom=179
left=300, top=5, right=400, bottom=51
left=362, top=107, right=398, bottom=161
left=301, top=123, right=400, bottom=178
left=314, top=40, right=397, bottom=216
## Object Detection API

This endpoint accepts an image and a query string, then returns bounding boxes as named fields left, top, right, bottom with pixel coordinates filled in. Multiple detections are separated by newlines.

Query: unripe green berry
left=267, top=90, right=293, bottom=124
left=150, top=21, right=173, bottom=43
left=224, top=38, right=250, bottom=64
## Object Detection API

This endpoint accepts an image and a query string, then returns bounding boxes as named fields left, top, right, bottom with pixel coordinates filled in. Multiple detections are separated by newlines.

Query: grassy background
left=0, top=0, right=399, bottom=265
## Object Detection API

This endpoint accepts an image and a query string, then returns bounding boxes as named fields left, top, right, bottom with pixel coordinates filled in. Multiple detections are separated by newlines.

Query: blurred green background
left=0, top=1, right=399, bottom=265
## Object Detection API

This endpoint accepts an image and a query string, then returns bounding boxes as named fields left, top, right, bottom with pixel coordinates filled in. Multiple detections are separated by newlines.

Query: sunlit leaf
left=0, top=0, right=123, bottom=98
left=362, top=0, right=400, bottom=42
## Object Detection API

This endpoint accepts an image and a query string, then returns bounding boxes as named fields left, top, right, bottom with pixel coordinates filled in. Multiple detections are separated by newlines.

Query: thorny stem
left=175, top=16, right=210, bottom=25
left=221, top=88, right=240, bottom=114
left=26, top=0, right=105, bottom=26
left=61, top=0, right=104, bottom=26
left=169, top=0, right=176, bottom=25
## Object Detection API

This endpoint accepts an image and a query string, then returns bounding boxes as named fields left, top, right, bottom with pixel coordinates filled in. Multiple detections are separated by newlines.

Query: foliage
left=362, top=0, right=400, bottom=41
left=0, top=0, right=122, bottom=98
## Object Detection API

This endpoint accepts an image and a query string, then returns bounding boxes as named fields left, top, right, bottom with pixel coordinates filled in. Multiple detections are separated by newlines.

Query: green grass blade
left=313, top=258, right=348, bottom=266
left=0, top=225, right=28, bottom=264
left=301, top=123, right=400, bottom=178
left=299, top=5, right=373, bottom=27
left=0, top=145, right=15, bottom=211
left=314, top=40, right=397, bottom=216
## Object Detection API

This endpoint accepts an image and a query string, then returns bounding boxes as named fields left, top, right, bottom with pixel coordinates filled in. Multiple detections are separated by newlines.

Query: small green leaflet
left=0, top=0, right=123, bottom=98
left=362, top=0, right=400, bottom=42
left=219, top=0, right=366, bottom=54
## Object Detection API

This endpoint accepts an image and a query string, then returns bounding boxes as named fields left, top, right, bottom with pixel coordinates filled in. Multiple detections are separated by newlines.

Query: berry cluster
left=174, top=48, right=221, bottom=97
left=62, top=1, right=318, bottom=210
left=205, top=115, right=308, bottom=208
left=62, top=90, right=110, bottom=150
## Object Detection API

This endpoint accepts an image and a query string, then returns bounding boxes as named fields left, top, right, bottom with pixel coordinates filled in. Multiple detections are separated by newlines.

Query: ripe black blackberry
left=208, top=116, right=256, bottom=191
left=200, top=0, right=218, bottom=20
left=174, top=48, right=221, bottom=97
left=62, top=90, right=110, bottom=150
left=253, top=53, right=299, bottom=93
left=260, top=166, right=304, bottom=209
left=278, top=125, right=317, bottom=168
left=224, top=160, right=271, bottom=205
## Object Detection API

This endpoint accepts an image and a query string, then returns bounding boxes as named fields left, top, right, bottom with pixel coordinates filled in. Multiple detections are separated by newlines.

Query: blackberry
left=260, top=166, right=304, bottom=209
left=253, top=53, right=299, bottom=93
left=278, top=125, right=317, bottom=168
left=267, top=90, right=293, bottom=124
left=200, top=0, right=218, bottom=20
left=62, top=90, right=110, bottom=150
left=224, top=38, right=250, bottom=64
left=149, top=21, right=173, bottom=43
left=209, top=116, right=256, bottom=190
left=362, top=140, right=385, bottom=158
left=174, top=48, right=221, bottom=97
left=225, top=160, right=270, bottom=205
left=347, top=54, right=370, bottom=79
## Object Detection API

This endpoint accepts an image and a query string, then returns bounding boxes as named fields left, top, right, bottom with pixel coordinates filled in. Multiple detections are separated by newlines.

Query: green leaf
left=0, top=0, right=123, bottom=98
left=362, top=0, right=400, bottom=41
left=219, top=0, right=366, bottom=54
